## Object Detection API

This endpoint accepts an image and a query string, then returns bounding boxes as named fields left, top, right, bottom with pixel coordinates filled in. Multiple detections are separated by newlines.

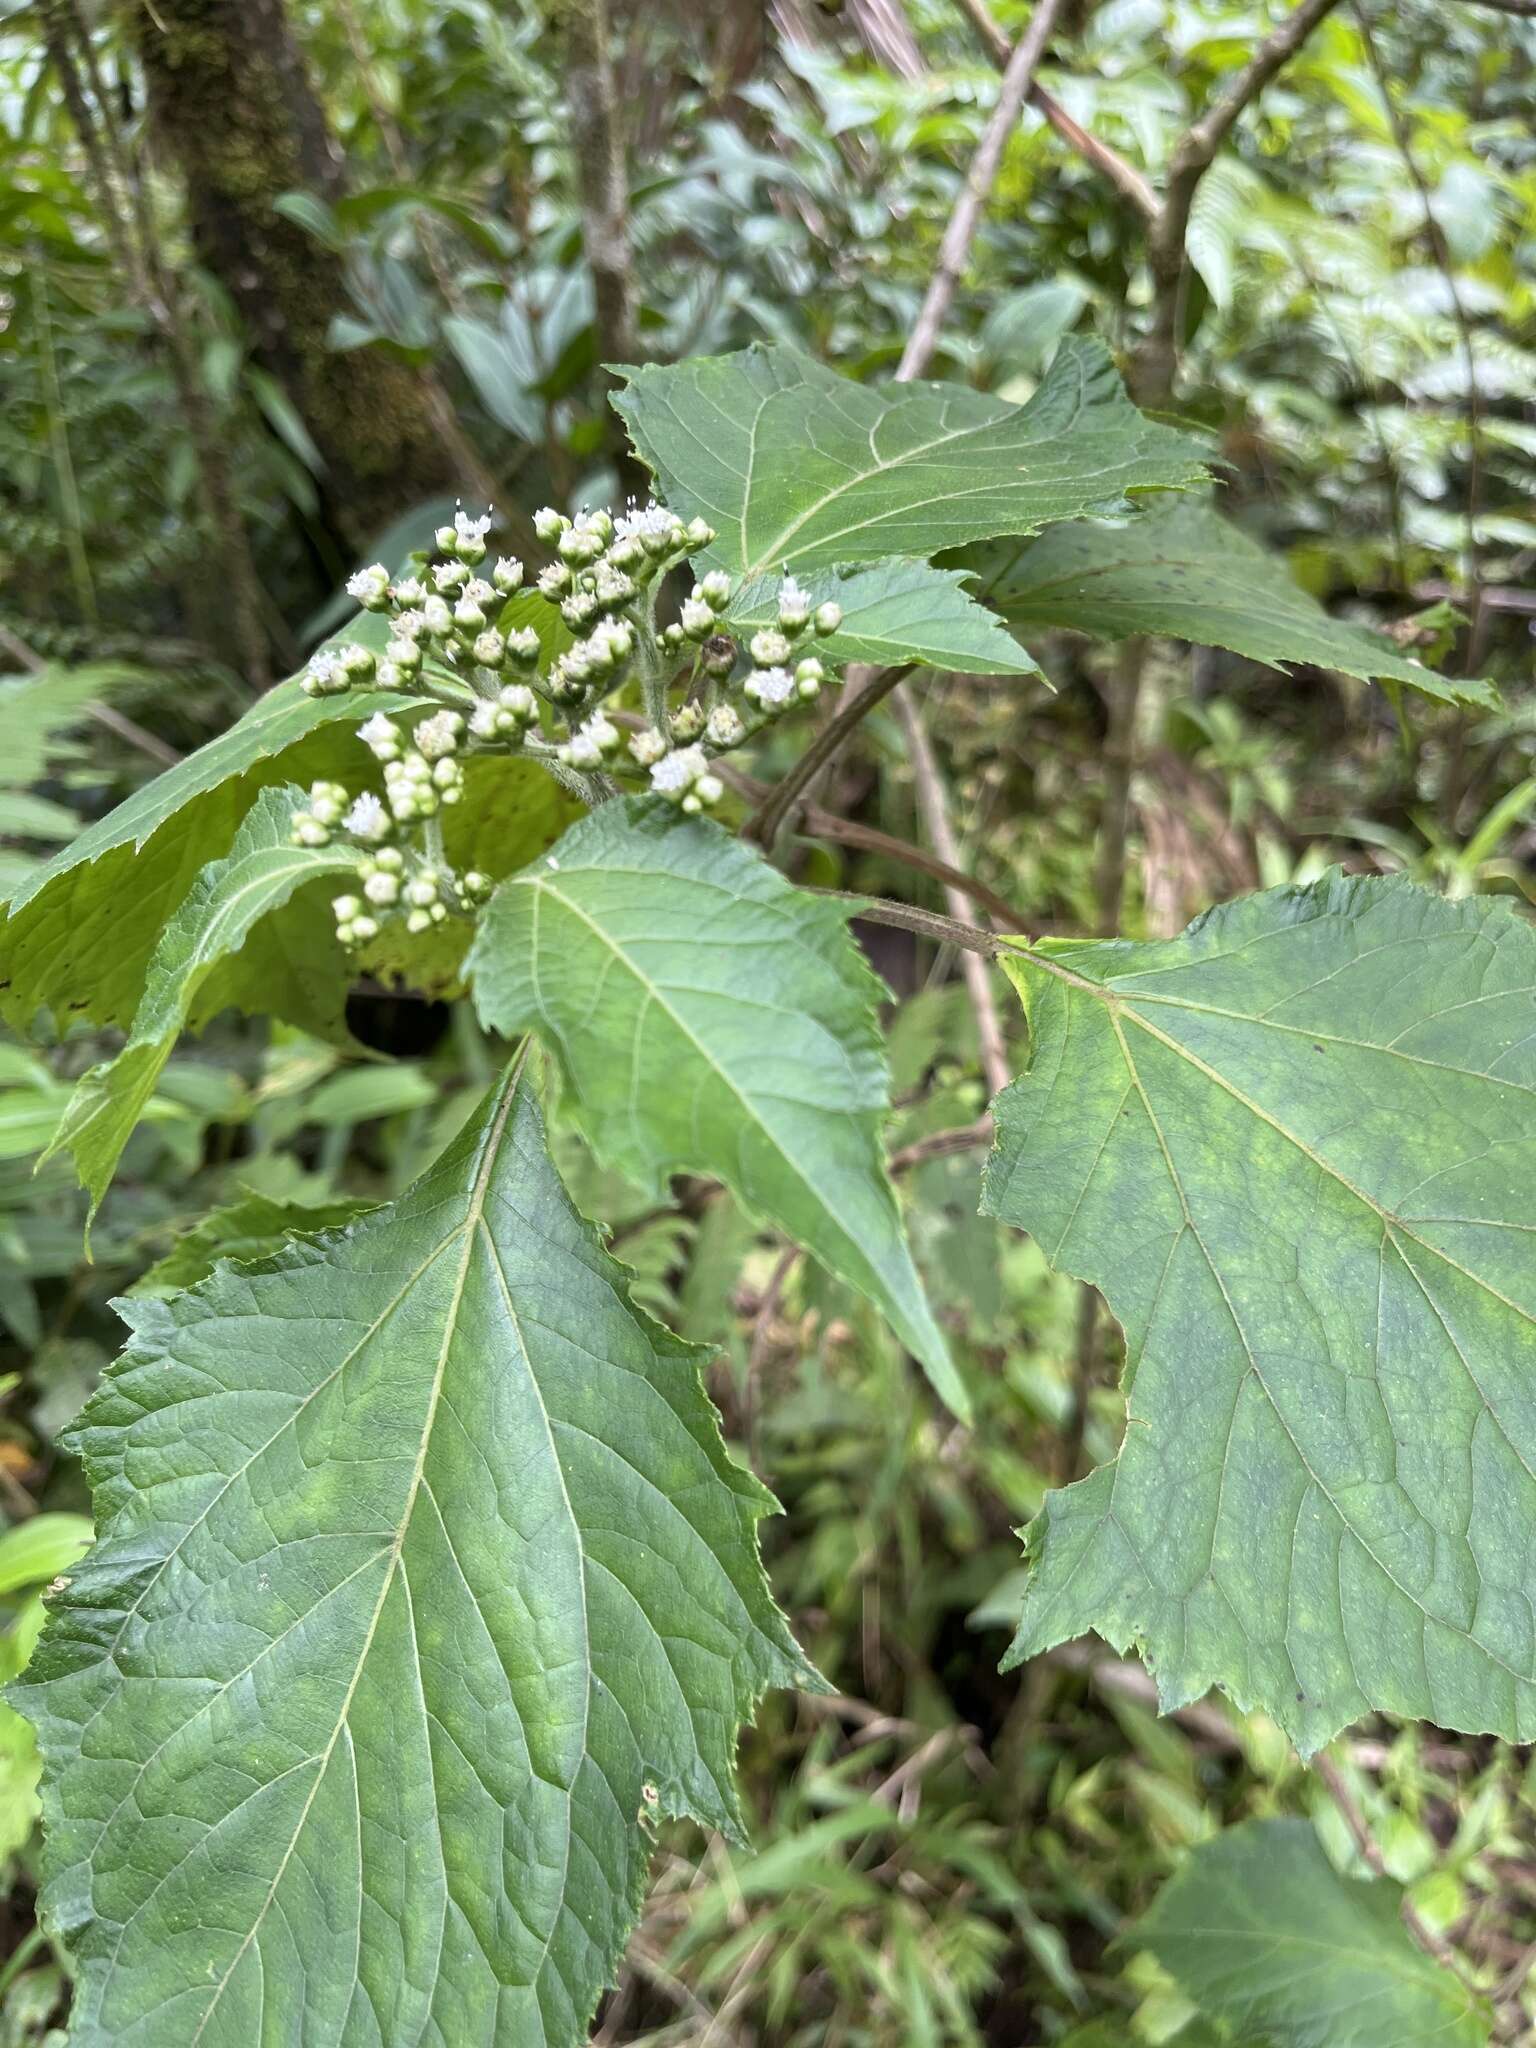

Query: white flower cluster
left=293, top=500, right=847, bottom=951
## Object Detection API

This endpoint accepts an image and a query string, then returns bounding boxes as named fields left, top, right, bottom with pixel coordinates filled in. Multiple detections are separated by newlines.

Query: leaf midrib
left=186, top=1072, right=521, bottom=2043
left=515, top=869, right=901, bottom=1311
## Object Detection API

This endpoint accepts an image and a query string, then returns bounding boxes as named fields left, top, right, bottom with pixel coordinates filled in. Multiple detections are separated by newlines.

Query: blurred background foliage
left=1, top=0, right=1535, bottom=2039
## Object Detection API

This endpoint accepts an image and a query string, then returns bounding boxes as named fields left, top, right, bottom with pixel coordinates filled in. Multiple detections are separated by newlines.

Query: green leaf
left=729, top=559, right=1042, bottom=676
left=130, top=1194, right=377, bottom=1298
left=0, top=642, right=431, bottom=1033
left=983, top=872, right=1536, bottom=1752
left=42, top=790, right=356, bottom=1218
left=612, top=338, right=1210, bottom=579
left=467, top=799, right=966, bottom=1418
left=0, top=661, right=141, bottom=796
left=0, top=1515, right=92, bottom=1599
left=1129, top=1818, right=1490, bottom=2047
left=974, top=497, right=1494, bottom=706
left=19, top=1059, right=811, bottom=2047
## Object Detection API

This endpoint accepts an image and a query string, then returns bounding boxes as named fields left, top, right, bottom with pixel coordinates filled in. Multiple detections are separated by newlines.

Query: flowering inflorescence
left=292, top=503, right=843, bottom=953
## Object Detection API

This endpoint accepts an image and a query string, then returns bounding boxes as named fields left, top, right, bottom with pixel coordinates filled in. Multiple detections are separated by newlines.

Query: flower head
left=343, top=792, right=391, bottom=843
left=650, top=744, right=709, bottom=797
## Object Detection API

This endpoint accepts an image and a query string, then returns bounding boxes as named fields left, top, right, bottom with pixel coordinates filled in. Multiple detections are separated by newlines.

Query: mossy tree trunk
left=128, top=0, right=458, bottom=551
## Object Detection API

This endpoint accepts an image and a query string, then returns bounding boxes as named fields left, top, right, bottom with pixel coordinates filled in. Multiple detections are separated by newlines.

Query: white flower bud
left=358, top=712, right=401, bottom=761
left=454, top=596, right=487, bottom=632
left=461, top=870, right=491, bottom=902
left=538, top=562, right=572, bottom=598
left=497, top=682, right=536, bottom=720
left=650, top=744, right=708, bottom=798
left=592, top=563, right=635, bottom=608
left=350, top=914, right=380, bottom=942
left=331, top=895, right=361, bottom=923
left=375, top=847, right=404, bottom=872
left=594, top=619, right=633, bottom=665
left=745, top=665, right=795, bottom=709
left=558, top=524, right=603, bottom=566
left=343, top=792, right=391, bottom=843
left=680, top=598, right=715, bottom=641
left=505, top=627, right=541, bottom=667
left=422, top=596, right=453, bottom=636
left=435, top=524, right=458, bottom=552
left=292, top=815, right=330, bottom=847
left=629, top=725, right=667, bottom=766
left=433, top=559, right=470, bottom=594
left=454, top=507, right=493, bottom=562
left=406, top=908, right=432, bottom=934
left=406, top=873, right=440, bottom=909
left=492, top=556, right=524, bottom=593
left=685, top=517, right=715, bottom=548
left=308, top=779, right=349, bottom=826
left=432, top=756, right=461, bottom=790
left=391, top=576, right=426, bottom=606
left=750, top=628, right=791, bottom=667
left=707, top=704, right=745, bottom=747
left=699, top=569, right=732, bottom=609
left=694, top=773, right=723, bottom=806
left=302, top=652, right=347, bottom=697
left=414, top=711, right=463, bottom=760
left=814, top=601, right=842, bottom=636
left=671, top=701, right=705, bottom=740
left=778, top=576, right=812, bottom=633
left=347, top=563, right=391, bottom=610
left=473, top=630, right=506, bottom=668
left=562, top=590, right=600, bottom=630
left=533, top=506, right=569, bottom=543
left=364, top=871, right=400, bottom=906
left=385, top=636, right=422, bottom=675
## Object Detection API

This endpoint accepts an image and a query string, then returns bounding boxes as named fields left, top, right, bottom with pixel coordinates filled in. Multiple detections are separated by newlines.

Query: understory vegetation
left=2, top=0, right=1535, bottom=2042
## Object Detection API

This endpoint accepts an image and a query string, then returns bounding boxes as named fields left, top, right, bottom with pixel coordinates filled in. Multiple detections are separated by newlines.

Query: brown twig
left=948, top=0, right=1159, bottom=220
left=1135, top=0, right=1345, bottom=404
left=897, top=0, right=1066, bottom=379
left=745, top=663, right=913, bottom=846
left=893, top=691, right=1012, bottom=1097
left=887, top=1118, right=994, bottom=1175
left=745, top=1244, right=800, bottom=1465
left=1350, top=1, right=1485, bottom=672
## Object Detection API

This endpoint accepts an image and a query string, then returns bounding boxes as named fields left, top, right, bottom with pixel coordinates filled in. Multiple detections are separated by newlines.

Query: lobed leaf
left=973, top=496, right=1494, bottom=705
left=467, top=799, right=967, bottom=1418
left=0, top=640, right=429, bottom=1034
left=984, top=872, right=1536, bottom=1752
left=43, top=788, right=357, bottom=1217
left=19, top=1059, right=812, bottom=2047
left=613, top=338, right=1210, bottom=580
left=1129, top=1818, right=1490, bottom=2046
